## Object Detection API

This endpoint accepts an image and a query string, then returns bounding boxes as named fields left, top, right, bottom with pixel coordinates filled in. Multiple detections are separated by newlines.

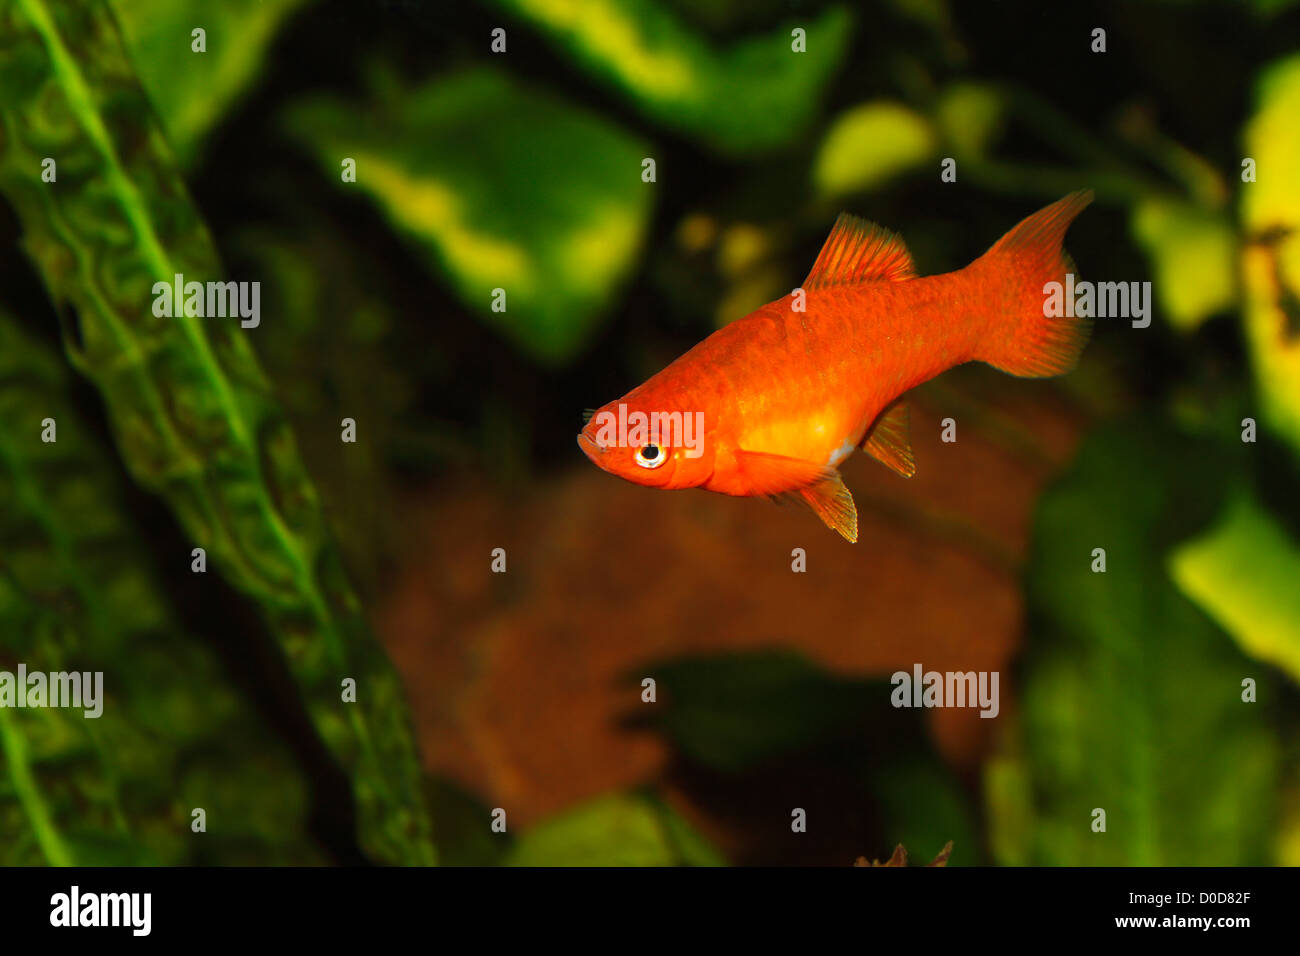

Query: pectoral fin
left=733, top=448, right=837, bottom=496
left=862, top=400, right=916, bottom=478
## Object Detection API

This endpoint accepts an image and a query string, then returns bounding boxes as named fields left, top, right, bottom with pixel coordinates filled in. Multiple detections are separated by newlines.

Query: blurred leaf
left=641, top=650, right=979, bottom=863
left=1130, top=199, right=1236, bottom=332
left=1243, top=55, right=1300, bottom=232
left=649, top=651, right=877, bottom=773
left=484, top=0, right=852, bottom=155
left=0, top=310, right=320, bottom=865
left=112, top=0, right=308, bottom=166
left=1244, top=0, right=1300, bottom=17
left=813, top=101, right=936, bottom=197
left=714, top=268, right=785, bottom=329
left=886, top=0, right=953, bottom=31
left=983, top=753, right=1032, bottom=866
left=935, top=82, right=1004, bottom=159
left=653, top=796, right=728, bottom=866
left=427, top=777, right=512, bottom=866
left=868, top=759, right=976, bottom=866
left=231, top=218, right=418, bottom=594
left=505, top=793, right=724, bottom=866
left=1010, top=421, right=1278, bottom=864
left=1169, top=490, right=1300, bottom=686
left=0, top=0, right=433, bottom=864
left=1241, top=54, right=1300, bottom=460
left=1282, top=774, right=1300, bottom=865
left=286, top=68, right=653, bottom=363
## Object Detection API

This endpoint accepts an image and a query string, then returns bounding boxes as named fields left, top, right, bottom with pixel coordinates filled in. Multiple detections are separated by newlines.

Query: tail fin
left=972, top=190, right=1094, bottom=378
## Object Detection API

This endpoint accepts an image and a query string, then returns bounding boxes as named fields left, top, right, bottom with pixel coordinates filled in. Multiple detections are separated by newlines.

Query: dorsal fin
left=861, top=400, right=916, bottom=477
left=803, top=213, right=916, bottom=289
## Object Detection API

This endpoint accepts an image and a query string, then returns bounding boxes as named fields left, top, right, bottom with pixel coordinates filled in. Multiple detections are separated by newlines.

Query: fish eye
left=634, top=444, right=667, bottom=469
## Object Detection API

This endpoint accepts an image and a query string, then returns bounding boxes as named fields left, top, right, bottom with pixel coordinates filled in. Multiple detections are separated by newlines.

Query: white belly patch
left=826, top=435, right=857, bottom=467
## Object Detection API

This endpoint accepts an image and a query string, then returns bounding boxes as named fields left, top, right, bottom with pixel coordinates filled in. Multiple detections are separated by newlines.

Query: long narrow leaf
left=0, top=0, right=433, bottom=864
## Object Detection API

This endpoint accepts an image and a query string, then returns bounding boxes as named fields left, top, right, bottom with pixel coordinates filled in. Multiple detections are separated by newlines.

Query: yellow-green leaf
left=813, top=101, right=936, bottom=197
left=286, top=68, right=654, bottom=364
left=1130, top=198, right=1236, bottom=331
left=484, top=0, right=853, bottom=155
left=112, top=0, right=307, bottom=165
left=505, top=794, right=725, bottom=867
left=1240, top=54, right=1300, bottom=458
left=1169, top=490, right=1300, bottom=685
left=936, top=82, right=1005, bottom=159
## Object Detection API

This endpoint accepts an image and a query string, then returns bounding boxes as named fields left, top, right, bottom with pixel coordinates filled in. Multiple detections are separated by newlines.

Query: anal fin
left=787, top=471, right=859, bottom=543
left=734, top=448, right=859, bottom=542
left=862, top=400, right=916, bottom=478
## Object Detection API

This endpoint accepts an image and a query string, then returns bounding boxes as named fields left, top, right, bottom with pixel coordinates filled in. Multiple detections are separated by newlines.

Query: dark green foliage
left=0, top=0, right=431, bottom=864
left=646, top=651, right=978, bottom=864
left=994, top=421, right=1285, bottom=864
left=0, top=310, right=321, bottom=865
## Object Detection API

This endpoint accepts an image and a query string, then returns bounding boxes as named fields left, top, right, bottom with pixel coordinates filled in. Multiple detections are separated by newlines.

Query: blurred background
left=1, top=0, right=1299, bottom=866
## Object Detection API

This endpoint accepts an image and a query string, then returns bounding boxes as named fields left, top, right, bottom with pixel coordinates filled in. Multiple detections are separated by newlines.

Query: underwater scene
left=1, top=0, right=1299, bottom=875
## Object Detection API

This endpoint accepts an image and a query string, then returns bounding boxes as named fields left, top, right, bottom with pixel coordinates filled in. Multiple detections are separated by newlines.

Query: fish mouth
left=577, top=432, right=604, bottom=466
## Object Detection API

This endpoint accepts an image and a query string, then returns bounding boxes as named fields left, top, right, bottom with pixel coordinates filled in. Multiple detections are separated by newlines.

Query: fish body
left=578, top=192, right=1094, bottom=541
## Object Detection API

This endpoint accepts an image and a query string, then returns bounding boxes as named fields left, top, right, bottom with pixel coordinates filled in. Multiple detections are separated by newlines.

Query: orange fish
left=578, top=191, right=1093, bottom=542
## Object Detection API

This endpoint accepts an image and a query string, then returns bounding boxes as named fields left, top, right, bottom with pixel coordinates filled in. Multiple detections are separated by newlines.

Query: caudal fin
left=972, top=190, right=1094, bottom=378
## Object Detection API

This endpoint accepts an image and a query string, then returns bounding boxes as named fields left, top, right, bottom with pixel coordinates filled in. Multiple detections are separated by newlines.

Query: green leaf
left=1242, top=0, right=1300, bottom=18
left=1169, top=490, right=1300, bottom=686
left=286, top=68, right=654, bottom=364
left=648, top=651, right=879, bottom=773
left=0, top=310, right=320, bottom=865
left=0, top=0, right=433, bottom=864
left=653, top=796, right=728, bottom=867
left=868, top=758, right=977, bottom=867
left=111, top=0, right=308, bottom=166
left=1130, top=198, right=1236, bottom=332
left=813, top=101, right=937, bottom=197
left=505, top=794, right=724, bottom=866
left=483, top=0, right=852, bottom=155
left=935, top=82, right=1005, bottom=160
left=647, top=651, right=977, bottom=862
left=427, top=777, right=512, bottom=867
left=1008, top=420, right=1278, bottom=864
left=1241, top=54, right=1300, bottom=460
left=983, top=753, right=1033, bottom=867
